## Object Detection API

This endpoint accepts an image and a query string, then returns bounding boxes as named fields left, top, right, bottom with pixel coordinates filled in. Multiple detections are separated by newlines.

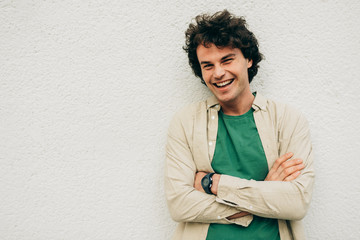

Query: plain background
left=1, top=0, right=360, bottom=239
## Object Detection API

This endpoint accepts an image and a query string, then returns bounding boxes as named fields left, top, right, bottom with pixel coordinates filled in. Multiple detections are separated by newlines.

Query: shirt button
left=211, top=116, right=215, bottom=120
left=249, top=205, right=253, bottom=210
left=217, top=216, right=221, bottom=219
left=209, top=141, right=213, bottom=146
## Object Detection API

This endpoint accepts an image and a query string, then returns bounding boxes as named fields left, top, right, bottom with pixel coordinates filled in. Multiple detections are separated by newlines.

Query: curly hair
left=183, top=10, right=263, bottom=84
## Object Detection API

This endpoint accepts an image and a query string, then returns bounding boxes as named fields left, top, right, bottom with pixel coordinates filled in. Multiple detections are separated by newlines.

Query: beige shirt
left=165, top=93, right=314, bottom=240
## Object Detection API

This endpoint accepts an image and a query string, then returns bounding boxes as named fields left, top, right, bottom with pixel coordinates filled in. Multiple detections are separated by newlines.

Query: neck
left=221, top=90, right=255, bottom=116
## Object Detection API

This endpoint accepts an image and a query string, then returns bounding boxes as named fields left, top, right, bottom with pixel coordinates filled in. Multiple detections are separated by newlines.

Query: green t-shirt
left=206, top=108, right=280, bottom=240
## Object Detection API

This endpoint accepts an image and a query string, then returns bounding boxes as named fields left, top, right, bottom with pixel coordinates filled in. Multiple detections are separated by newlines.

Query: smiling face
left=196, top=44, right=253, bottom=114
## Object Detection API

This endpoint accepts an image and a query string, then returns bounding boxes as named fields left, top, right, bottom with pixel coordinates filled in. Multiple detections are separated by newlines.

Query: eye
left=203, top=64, right=213, bottom=70
left=223, top=58, right=233, bottom=64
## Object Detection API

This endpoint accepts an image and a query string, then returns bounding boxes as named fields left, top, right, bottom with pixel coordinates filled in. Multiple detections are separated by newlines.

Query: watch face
left=203, top=178, right=209, bottom=185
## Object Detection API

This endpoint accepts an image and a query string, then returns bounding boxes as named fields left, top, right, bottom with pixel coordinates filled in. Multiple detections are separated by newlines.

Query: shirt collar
left=206, top=91, right=267, bottom=112
left=252, top=92, right=267, bottom=112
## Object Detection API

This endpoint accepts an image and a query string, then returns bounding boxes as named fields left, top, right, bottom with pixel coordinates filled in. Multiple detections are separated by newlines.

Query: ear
left=247, top=59, right=253, bottom=68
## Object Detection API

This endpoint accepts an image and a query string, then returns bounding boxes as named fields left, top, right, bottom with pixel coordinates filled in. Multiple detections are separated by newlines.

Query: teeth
left=216, top=80, right=232, bottom=87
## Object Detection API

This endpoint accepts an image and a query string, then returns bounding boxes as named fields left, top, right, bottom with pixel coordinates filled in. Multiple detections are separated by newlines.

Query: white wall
left=1, top=0, right=360, bottom=239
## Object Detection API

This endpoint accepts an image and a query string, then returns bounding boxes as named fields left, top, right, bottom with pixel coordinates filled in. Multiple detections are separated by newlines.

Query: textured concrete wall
left=1, top=0, right=360, bottom=239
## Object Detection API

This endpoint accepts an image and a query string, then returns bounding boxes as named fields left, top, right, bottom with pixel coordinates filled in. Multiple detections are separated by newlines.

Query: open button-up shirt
left=165, top=93, right=314, bottom=240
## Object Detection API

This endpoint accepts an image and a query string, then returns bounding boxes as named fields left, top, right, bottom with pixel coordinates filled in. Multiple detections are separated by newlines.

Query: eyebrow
left=221, top=53, right=236, bottom=60
left=200, top=53, right=236, bottom=65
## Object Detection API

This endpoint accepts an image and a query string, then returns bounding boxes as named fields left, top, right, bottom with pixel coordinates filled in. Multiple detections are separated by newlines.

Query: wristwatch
left=201, top=173, right=215, bottom=194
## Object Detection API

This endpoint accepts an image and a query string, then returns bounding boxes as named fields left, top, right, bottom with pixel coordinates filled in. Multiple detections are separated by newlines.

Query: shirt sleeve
left=165, top=113, right=253, bottom=226
left=215, top=109, right=315, bottom=221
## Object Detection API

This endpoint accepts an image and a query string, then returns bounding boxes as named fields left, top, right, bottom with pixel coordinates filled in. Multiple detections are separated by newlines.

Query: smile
left=214, top=79, right=234, bottom=88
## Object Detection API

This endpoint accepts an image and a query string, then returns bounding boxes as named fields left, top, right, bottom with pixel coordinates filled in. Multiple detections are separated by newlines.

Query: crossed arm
left=193, top=152, right=305, bottom=220
left=165, top=107, right=314, bottom=224
left=166, top=133, right=313, bottom=224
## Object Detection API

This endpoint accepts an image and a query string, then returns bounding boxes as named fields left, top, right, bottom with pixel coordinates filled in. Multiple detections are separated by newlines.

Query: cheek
left=202, top=71, right=212, bottom=83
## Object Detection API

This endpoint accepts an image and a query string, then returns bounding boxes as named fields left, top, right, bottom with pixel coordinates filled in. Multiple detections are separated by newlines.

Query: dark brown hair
left=184, top=10, right=263, bottom=84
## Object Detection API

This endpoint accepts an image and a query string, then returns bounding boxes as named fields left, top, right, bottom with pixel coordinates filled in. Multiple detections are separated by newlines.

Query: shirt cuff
left=216, top=174, right=256, bottom=210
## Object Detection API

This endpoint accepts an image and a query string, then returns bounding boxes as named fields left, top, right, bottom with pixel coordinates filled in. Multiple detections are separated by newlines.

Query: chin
left=217, top=96, right=234, bottom=104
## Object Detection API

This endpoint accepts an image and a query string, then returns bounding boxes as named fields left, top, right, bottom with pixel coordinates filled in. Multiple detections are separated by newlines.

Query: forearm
left=202, top=174, right=312, bottom=220
left=214, top=146, right=314, bottom=220
left=216, top=171, right=314, bottom=220
left=213, top=107, right=315, bottom=220
left=209, top=141, right=314, bottom=220
left=205, top=151, right=312, bottom=220
left=165, top=129, right=252, bottom=226
left=165, top=179, right=252, bottom=224
left=165, top=154, right=252, bottom=225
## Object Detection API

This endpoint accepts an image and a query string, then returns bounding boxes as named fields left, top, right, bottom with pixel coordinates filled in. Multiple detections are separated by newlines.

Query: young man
left=165, top=10, right=314, bottom=240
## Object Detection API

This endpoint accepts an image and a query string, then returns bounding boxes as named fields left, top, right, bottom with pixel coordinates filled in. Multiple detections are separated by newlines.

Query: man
left=165, top=10, right=314, bottom=240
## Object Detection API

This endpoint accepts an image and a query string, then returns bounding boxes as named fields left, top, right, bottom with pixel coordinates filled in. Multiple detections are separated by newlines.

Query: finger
left=265, top=153, right=296, bottom=181
left=236, top=212, right=250, bottom=218
left=227, top=211, right=251, bottom=220
left=279, top=158, right=303, bottom=171
left=284, top=170, right=301, bottom=182
left=272, top=152, right=294, bottom=171
left=280, top=163, right=305, bottom=180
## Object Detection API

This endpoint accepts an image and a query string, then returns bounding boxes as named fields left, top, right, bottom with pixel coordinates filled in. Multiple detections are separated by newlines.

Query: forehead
left=196, top=44, right=241, bottom=61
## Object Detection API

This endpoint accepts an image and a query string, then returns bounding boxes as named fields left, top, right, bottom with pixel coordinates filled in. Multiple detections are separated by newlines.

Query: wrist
left=211, top=174, right=220, bottom=195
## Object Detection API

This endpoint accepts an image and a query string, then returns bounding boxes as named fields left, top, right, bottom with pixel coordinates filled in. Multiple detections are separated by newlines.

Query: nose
left=214, top=65, right=225, bottom=79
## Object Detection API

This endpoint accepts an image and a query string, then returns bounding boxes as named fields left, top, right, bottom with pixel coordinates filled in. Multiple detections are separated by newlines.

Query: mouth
left=213, top=79, right=234, bottom=88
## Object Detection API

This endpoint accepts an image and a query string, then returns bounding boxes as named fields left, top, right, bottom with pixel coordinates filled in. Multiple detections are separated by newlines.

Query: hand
left=227, top=153, right=304, bottom=220
left=265, top=152, right=305, bottom=181
left=226, top=211, right=251, bottom=220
